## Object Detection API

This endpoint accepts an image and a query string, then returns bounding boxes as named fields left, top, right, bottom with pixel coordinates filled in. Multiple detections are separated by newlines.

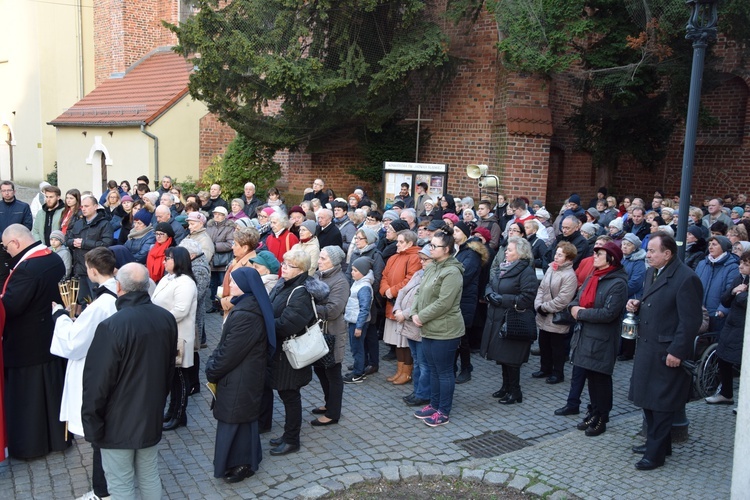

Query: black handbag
left=552, top=309, right=576, bottom=325
left=313, top=322, right=337, bottom=369
left=500, top=302, right=537, bottom=341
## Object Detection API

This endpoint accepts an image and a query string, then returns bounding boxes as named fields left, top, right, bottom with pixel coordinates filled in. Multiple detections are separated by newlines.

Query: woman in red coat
left=264, top=212, right=299, bottom=274
left=380, top=229, right=422, bottom=384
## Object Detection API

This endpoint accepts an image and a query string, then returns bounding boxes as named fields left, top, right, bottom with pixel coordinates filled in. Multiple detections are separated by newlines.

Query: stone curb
left=295, top=463, right=574, bottom=499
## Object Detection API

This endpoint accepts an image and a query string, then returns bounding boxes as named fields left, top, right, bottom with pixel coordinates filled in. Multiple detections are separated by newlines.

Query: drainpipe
left=76, top=0, right=84, bottom=98
left=140, top=124, right=159, bottom=185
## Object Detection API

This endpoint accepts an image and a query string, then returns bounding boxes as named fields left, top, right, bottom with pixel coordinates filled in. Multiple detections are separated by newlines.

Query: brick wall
left=198, top=113, right=235, bottom=176
left=94, top=0, right=178, bottom=85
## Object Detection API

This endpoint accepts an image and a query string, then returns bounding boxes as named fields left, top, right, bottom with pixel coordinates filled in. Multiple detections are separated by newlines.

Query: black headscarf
left=230, top=267, right=276, bottom=356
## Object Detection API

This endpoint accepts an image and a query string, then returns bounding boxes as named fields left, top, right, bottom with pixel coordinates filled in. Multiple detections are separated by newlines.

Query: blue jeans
left=100, top=445, right=161, bottom=500
left=407, top=338, right=430, bottom=400
left=349, top=322, right=368, bottom=376
left=422, top=337, right=460, bottom=416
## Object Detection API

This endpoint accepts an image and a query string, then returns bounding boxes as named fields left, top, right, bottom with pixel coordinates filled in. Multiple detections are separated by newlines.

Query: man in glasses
left=1, top=224, right=68, bottom=459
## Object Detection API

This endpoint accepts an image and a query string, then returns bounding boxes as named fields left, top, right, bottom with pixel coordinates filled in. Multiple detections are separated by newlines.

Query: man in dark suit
left=1, top=224, right=68, bottom=459
left=316, top=208, right=343, bottom=249
left=627, top=231, right=703, bottom=470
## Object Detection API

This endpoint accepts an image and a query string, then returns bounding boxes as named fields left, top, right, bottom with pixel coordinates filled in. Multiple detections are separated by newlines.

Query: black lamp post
left=676, top=0, right=718, bottom=261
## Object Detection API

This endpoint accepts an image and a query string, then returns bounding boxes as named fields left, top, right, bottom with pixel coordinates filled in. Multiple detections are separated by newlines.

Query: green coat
left=412, top=256, right=465, bottom=340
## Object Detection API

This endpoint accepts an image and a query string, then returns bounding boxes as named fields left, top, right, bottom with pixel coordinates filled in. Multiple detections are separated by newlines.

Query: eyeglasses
left=1, top=189, right=14, bottom=193
left=154, top=232, right=167, bottom=237
left=430, top=244, right=447, bottom=250
left=164, top=256, right=173, bottom=261
left=281, top=262, right=298, bottom=269
left=508, top=228, right=521, bottom=233
left=355, top=236, right=367, bottom=240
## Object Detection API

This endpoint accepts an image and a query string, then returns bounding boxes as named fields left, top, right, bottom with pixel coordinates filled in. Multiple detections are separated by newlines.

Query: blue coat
left=0, top=198, right=33, bottom=231
left=695, top=252, right=739, bottom=317
left=124, top=230, right=156, bottom=264
left=622, top=248, right=646, bottom=299
left=716, top=274, right=748, bottom=365
left=455, top=240, right=487, bottom=327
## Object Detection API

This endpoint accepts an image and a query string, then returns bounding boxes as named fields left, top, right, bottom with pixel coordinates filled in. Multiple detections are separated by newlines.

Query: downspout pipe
left=140, top=124, right=159, bottom=188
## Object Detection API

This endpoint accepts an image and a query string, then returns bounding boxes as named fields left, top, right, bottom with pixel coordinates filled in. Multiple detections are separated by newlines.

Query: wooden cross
left=404, top=105, right=433, bottom=162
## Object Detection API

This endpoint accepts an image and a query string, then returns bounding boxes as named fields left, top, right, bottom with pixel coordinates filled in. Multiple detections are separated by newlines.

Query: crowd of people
left=0, top=175, right=746, bottom=496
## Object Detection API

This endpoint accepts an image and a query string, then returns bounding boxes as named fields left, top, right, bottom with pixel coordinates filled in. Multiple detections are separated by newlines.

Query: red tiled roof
left=50, top=50, right=193, bottom=127
left=506, top=106, right=553, bottom=137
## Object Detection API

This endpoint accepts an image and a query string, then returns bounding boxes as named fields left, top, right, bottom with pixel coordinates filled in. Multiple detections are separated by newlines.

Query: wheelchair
left=691, top=332, right=720, bottom=399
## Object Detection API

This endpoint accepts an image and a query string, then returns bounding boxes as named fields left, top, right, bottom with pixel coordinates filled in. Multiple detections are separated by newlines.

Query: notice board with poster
left=382, top=161, right=448, bottom=209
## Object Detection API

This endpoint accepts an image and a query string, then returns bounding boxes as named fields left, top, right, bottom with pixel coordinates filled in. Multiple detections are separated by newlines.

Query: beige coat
left=152, top=274, right=198, bottom=368
left=290, top=237, right=320, bottom=276
left=534, top=261, right=578, bottom=334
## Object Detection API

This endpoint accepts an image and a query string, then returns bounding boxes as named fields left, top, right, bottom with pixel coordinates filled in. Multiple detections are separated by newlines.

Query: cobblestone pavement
left=1, top=184, right=736, bottom=499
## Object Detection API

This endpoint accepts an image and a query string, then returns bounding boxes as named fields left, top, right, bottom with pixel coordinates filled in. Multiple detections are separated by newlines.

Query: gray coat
left=315, top=265, right=349, bottom=364
left=629, top=259, right=703, bottom=411
left=569, top=267, right=628, bottom=375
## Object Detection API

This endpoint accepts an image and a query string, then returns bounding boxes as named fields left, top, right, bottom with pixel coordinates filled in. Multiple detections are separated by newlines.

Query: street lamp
left=676, top=0, right=718, bottom=261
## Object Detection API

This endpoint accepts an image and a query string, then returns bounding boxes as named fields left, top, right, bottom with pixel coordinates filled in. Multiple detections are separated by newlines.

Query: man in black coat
left=242, top=182, right=262, bottom=218
left=316, top=208, right=343, bottom=249
left=66, top=195, right=114, bottom=304
left=1, top=224, right=68, bottom=459
left=302, top=178, right=329, bottom=205
left=82, top=262, right=178, bottom=499
left=627, top=232, right=703, bottom=470
left=545, top=215, right=590, bottom=269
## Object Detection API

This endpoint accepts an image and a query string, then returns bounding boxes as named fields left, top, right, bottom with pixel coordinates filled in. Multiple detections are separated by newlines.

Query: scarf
left=708, top=252, right=727, bottom=264
left=230, top=267, right=277, bottom=356
left=128, top=225, right=152, bottom=240
left=579, top=265, right=618, bottom=308
left=147, top=237, right=173, bottom=282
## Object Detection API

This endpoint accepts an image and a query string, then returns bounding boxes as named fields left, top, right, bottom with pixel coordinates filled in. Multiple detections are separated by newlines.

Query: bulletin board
left=382, top=161, right=448, bottom=209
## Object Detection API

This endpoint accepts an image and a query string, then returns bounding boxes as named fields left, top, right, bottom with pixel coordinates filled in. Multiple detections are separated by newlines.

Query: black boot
left=493, top=365, right=510, bottom=398
left=499, top=366, right=522, bottom=404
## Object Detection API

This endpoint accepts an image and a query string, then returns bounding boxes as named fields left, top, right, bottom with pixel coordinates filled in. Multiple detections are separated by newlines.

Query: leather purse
left=282, top=287, right=330, bottom=369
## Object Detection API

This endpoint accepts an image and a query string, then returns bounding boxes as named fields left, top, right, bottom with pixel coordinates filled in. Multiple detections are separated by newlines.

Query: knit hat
left=134, top=209, right=153, bottom=226
left=472, top=226, right=491, bottom=242
left=392, top=200, right=405, bottom=210
left=423, top=197, right=435, bottom=207
left=261, top=207, right=276, bottom=217
left=347, top=193, right=361, bottom=203
left=710, top=235, right=732, bottom=253
left=622, top=233, right=641, bottom=248
left=187, top=211, right=206, bottom=224
left=460, top=197, right=474, bottom=209
left=442, top=213, right=459, bottom=224
left=599, top=241, right=623, bottom=267
left=49, top=230, right=65, bottom=244
left=322, top=245, right=346, bottom=266
left=351, top=257, right=372, bottom=276
left=249, top=250, right=280, bottom=274
left=419, top=245, right=433, bottom=259
left=732, top=206, right=745, bottom=217
left=389, top=220, right=410, bottom=233
left=568, top=194, right=581, bottom=206
left=300, top=219, right=317, bottom=236
left=154, top=222, right=175, bottom=239
left=534, top=208, right=551, bottom=220
left=382, top=210, right=399, bottom=221
left=234, top=218, right=253, bottom=229
left=687, top=225, right=704, bottom=240
left=289, top=205, right=306, bottom=218
left=231, top=198, right=245, bottom=210
left=359, top=227, right=378, bottom=244
left=121, top=195, right=133, bottom=203
left=455, top=222, right=471, bottom=239
left=581, top=222, right=597, bottom=237
left=426, top=219, right=445, bottom=232
left=608, top=217, right=623, bottom=230
left=532, top=200, right=544, bottom=208
left=587, top=207, right=600, bottom=220
left=212, top=206, right=228, bottom=215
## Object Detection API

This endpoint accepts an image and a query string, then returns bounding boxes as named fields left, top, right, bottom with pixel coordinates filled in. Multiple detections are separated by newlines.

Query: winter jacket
left=347, top=244, right=385, bottom=290
left=380, top=245, right=422, bottom=319
left=345, top=272, right=374, bottom=329
left=52, top=245, right=72, bottom=279
left=335, top=216, right=357, bottom=253
left=569, top=267, right=629, bottom=375
left=241, top=195, right=261, bottom=219
left=206, top=219, right=236, bottom=271
left=65, top=210, right=114, bottom=276
left=124, top=227, right=155, bottom=264
left=476, top=216, right=502, bottom=250
left=546, top=231, right=590, bottom=270
left=622, top=248, right=647, bottom=299
left=527, top=234, right=548, bottom=272
left=151, top=274, right=198, bottom=368
left=455, top=239, right=489, bottom=327
left=316, top=223, right=343, bottom=250
left=290, top=237, right=320, bottom=276
left=716, top=274, right=748, bottom=365
left=81, top=291, right=177, bottom=449
left=205, top=294, right=267, bottom=424
left=392, top=270, right=423, bottom=341
left=315, top=265, right=349, bottom=364
left=187, top=228, right=215, bottom=264
left=695, top=252, right=740, bottom=317
left=412, top=255, right=465, bottom=340
left=0, top=197, right=33, bottom=231
left=265, top=229, right=299, bottom=272
left=32, top=200, right=64, bottom=245
left=534, top=261, right=578, bottom=334
left=480, top=258, right=539, bottom=365
left=685, top=239, right=707, bottom=270
left=268, top=272, right=316, bottom=391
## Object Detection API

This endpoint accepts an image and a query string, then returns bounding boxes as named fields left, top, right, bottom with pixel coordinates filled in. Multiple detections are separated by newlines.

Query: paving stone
left=507, top=475, right=531, bottom=491
left=442, top=465, right=461, bottom=478
left=320, top=479, right=345, bottom=492
left=298, top=485, right=329, bottom=499
left=380, top=465, right=400, bottom=482
left=526, top=482, right=553, bottom=496
left=461, top=469, right=485, bottom=482
left=399, top=465, right=419, bottom=480
left=483, top=472, right=509, bottom=485
left=417, top=463, right=442, bottom=479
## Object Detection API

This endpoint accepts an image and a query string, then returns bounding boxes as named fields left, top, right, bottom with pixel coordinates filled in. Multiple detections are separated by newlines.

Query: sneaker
left=424, top=411, right=449, bottom=427
left=343, top=374, right=366, bottom=384
left=705, top=393, right=734, bottom=405
left=76, top=491, right=103, bottom=500
left=414, top=404, right=437, bottom=419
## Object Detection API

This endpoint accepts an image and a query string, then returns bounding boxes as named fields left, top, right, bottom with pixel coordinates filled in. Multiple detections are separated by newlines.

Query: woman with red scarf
left=569, top=242, right=628, bottom=437
left=147, top=222, right=176, bottom=282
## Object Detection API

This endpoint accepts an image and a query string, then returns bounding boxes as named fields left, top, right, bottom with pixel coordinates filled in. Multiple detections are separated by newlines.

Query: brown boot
left=393, top=364, right=413, bottom=385
left=387, top=362, right=403, bottom=382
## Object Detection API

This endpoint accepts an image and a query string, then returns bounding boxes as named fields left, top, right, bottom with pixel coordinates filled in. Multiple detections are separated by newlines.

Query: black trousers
left=718, top=357, right=735, bottom=398
left=313, top=362, right=343, bottom=420
left=259, top=359, right=274, bottom=431
left=166, top=367, right=189, bottom=421
left=538, top=330, right=567, bottom=378
left=454, top=333, right=472, bottom=371
left=584, top=369, right=612, bottom=422
left=643, top=409, right=674, bottom=464
left=277, top=389, right=302, bottom=446
left=92, top=444, right=109, bottom=498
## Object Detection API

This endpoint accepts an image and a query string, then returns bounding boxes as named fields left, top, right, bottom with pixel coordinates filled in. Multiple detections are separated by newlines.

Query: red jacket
left=380, top=245, right=422, bottom=319
left=265, top=229, right=299, bottom=275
